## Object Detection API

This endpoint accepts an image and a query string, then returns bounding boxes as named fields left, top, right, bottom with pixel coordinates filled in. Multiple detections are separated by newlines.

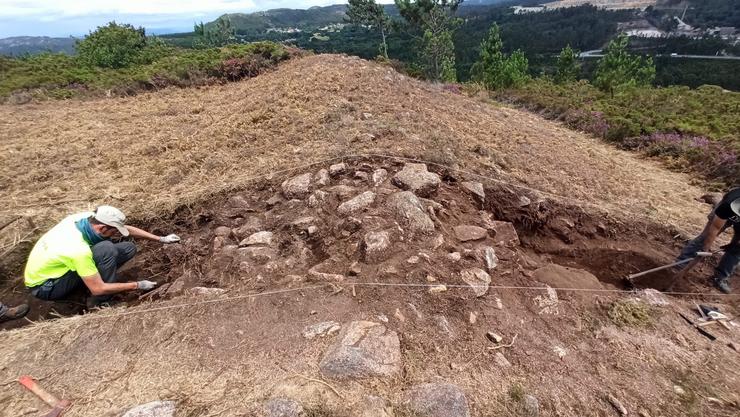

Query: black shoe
left=0, top=304, right=29, bottom=322
left=713, top=277, right=732, bottom=294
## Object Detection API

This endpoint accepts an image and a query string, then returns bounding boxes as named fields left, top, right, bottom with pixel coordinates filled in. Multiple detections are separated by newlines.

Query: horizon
left=0, top=0, right=370, bottom=38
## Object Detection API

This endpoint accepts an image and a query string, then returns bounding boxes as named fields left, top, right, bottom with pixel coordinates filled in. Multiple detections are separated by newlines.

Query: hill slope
left=1, top=54, right=736, bottom=417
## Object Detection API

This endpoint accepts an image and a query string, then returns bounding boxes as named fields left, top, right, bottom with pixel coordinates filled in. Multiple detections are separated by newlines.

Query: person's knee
left=92, top=241, right=117, bottom=263
left=118, top=241, right=137, bottom=258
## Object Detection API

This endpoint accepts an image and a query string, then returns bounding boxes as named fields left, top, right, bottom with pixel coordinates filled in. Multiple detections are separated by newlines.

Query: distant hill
left=0, top=36, right=76, bottom=56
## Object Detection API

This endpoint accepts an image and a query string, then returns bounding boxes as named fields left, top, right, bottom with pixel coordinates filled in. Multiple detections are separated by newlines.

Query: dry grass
left=0, top=54, right=710, bottom=235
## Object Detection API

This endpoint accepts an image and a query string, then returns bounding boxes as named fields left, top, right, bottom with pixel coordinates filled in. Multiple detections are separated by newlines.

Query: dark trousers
left=678, top=221, right=740, bottom=282
left=32, top=241, right=137, bottom=302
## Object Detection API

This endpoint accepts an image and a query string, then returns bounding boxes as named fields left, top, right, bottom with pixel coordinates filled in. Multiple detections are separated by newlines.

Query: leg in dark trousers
left=88, top=240, right=137, bottom=305
left=32, top=270, right=84, bottom=301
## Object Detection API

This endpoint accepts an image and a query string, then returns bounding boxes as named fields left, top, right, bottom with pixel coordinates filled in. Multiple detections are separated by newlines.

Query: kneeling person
left=24, top=206, right=180, bottom=306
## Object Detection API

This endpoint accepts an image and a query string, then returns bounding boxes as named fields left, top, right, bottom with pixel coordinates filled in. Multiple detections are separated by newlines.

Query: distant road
left=579, top=49, right=740, bottom=60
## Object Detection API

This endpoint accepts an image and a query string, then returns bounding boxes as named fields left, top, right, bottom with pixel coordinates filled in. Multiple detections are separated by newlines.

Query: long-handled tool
left=18, top=375, right=71, bottom=417
left=678, top=312, right=717, bottom=341
left=625, top=252, right=713, bottom=289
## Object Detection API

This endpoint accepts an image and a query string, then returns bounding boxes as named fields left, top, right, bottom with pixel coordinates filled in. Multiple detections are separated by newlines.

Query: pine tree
left=594, top=34, right=655, bottom=96
left=346, top=0, right=391, bottom=59
left=555, top=44, right=580, bottom=84
left=471, top=23, right=529, bottom=89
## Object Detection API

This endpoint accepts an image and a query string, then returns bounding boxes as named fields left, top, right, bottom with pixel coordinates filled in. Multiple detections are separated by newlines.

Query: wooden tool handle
left=18, top=375, right=60, bottom=407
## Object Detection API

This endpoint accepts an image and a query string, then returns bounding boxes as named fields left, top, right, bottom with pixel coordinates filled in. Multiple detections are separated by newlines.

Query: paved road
left=579, top=49, right=740, bottom=60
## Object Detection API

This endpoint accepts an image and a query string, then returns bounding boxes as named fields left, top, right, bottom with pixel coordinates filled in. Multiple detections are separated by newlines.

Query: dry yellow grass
left=0, top=54, right=709, bottom=234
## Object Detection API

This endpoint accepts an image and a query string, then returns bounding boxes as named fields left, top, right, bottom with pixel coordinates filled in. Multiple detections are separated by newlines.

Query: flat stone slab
left=319, top=321, right=401, bottom=379
left=489, top=220, right=520, bottom=247
left=454, top=225, right=488, bottom=242
left=403, top=383, right=470, bottom=417
left=391, top=163, right=441, bottom=197
left=303, top=321, right=341, bottom=339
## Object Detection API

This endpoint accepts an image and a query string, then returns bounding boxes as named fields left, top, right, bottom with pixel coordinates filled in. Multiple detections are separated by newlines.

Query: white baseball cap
left=94, top=205, right=129, bottom=236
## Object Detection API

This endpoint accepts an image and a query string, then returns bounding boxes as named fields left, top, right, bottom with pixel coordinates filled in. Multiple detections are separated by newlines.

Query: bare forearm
left=98, top=281, right=138, bottom=295
left=702, top=218, right=726, bottom=251
left=125, top=225, right=160, bottom=241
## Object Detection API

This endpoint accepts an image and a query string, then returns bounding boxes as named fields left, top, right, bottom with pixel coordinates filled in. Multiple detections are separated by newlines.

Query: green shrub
left=76, top=22, right=147, bottom=69
left=0, top=41, right=294, bottom=100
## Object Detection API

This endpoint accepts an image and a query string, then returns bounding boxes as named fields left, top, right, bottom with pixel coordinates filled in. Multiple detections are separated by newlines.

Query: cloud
left=0, top=1, right=258, bottom=19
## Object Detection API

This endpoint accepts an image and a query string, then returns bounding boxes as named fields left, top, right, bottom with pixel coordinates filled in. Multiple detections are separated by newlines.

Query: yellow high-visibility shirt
left=24, top=212, right=98, bottom=287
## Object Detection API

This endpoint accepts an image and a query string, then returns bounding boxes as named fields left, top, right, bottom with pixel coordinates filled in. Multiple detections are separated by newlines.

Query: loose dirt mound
left=1, top=158, right=738, bottom=417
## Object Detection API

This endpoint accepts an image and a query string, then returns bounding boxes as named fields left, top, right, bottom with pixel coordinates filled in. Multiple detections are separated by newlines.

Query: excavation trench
left=0, top=157, right=710, bottom=330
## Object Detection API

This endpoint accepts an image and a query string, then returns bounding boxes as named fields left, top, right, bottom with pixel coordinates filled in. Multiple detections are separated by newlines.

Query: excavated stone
left=303, top=321, right=341, bottom=339
left=360, top=396, right=394, bottom=417
left=638, top=289, right=670, bottom=306
left=237, top=247, right=276, bottom=264
left=281, top=173, right=312, bottom=199
left=307, top=193, right=324, bottom=208
left=480, top=246, right=498, bottom=271
left=372, top=168, right=388, bottom=186
left=355, top=171, right=370, bottom=182
left=319, top=321, right=401, bottom=379
left=189, top=287, right=226, bottom=296
left=461, top=181, right=485, bottom=203
left=460, top=268, right=491, bottom=297
left=338, top=191, right=376, bottom=214
left=488, top=220, right=520, bottom=247
left=264, top=398, right=304, bottom=417
left=240, top=231, right=274, bottom=247
left=315, top=169, right=330, bottom=186
left=387, top=191, right=435, bottom=234
left=233, top=217, right=264, bottom=239
left=454, top=225, right=488, bottom=242
left=329, top=162, right=347, bottom=176
left=363, top=231, right=392, bottom=263
left=391, top=163, right=441, bottom=197
left=524, top=395, right=540, bottom=417
left=434, top=315, right=455, bottom=339
left=214, top=226, right=232, bottom=237
left=308, top=261, right=346, bottom=282
left=327, top=184, right=358, bottom=199
left=403, top=383, right=470, bottom=417
left=122, top=401, right=177, bottom=417
left=447, top=252, right=461, bottom=261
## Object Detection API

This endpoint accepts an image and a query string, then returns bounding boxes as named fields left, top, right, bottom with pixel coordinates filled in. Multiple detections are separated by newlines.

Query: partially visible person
left=677, top=188, right=740, bottom=293
left=24, top=206, right=181, bottom=307
left=0, top=302, right=29, bottom=322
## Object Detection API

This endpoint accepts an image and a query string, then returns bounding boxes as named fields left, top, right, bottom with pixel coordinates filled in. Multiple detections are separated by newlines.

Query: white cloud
left=0, top=0, right=259, bottom=18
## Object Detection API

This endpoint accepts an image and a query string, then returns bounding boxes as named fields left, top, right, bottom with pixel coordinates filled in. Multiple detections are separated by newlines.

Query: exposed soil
left=1, top=157, right=738, bottom=417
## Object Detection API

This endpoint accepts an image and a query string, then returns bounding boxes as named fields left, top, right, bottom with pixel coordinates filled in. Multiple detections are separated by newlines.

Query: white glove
left=136, top=280, right=157, bottom=290
left=159, top=234, right=181, bottom=244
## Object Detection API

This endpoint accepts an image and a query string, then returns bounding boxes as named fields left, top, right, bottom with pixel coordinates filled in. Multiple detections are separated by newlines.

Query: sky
left=0, top=0, right=350, bottom=38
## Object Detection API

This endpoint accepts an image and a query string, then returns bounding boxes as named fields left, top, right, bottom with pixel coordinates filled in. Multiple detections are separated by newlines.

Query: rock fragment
left=460, top=268, right=491, bottom=297
left=264, top=398, right=304, bottom=417
left=329, top=162, right=347, bottom=176
left=315, top=169, right=330, bottom=186
left=461, top=181, right=485, bottom=204
left=319, top=321, right=401, bottom=379
left=387, top=191, right=435, bottom=234
left=338, top=191, right=376, bottom=214
left=372, top=169, right=388, bottom=186
left=391, top=163, right=441, bottom=197
left=281, top=173, right=313, bottom=199
left=239, top=231, right=273, bottom=247
left=303, top=321, right=341, bottom=339
left=362, top=231, right=392, bottom=263
left=454, top=225, right=488, bottom=242
left=403, top=383, right=470, bottom=417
